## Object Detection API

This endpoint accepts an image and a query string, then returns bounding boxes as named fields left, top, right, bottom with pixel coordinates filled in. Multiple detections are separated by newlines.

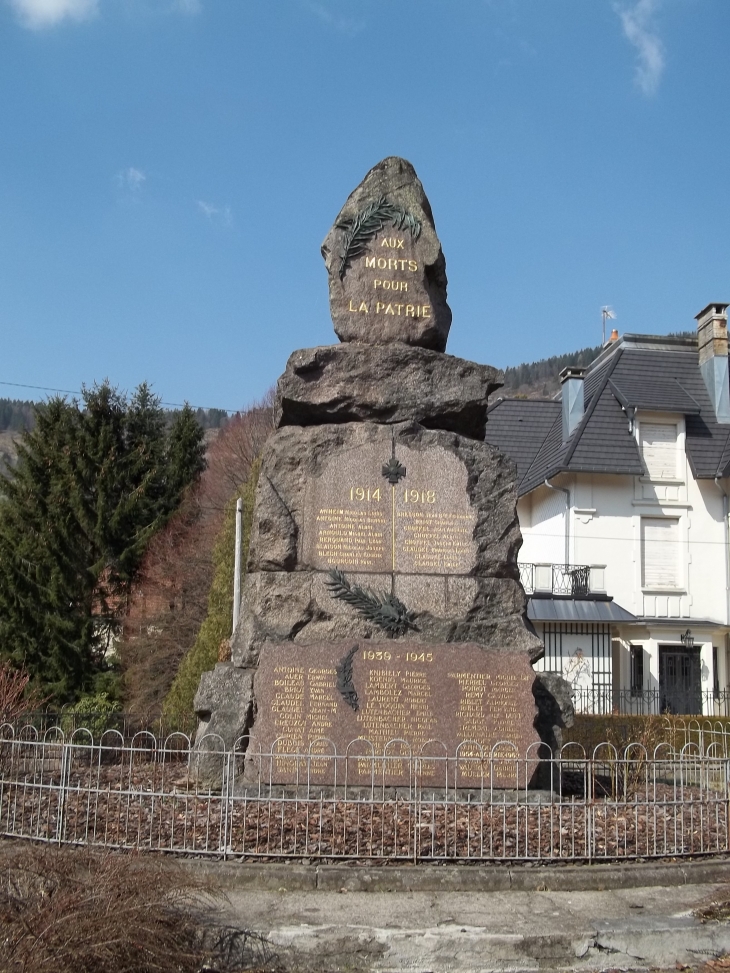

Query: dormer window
left=640, top=422, right=679, bottom=479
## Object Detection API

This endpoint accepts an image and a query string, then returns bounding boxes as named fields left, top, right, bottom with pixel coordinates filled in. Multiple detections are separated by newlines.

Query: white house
left=485, top=303, right=730, bottom=717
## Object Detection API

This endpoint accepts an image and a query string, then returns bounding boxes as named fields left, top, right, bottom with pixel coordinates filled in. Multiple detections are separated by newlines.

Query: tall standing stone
left=320, top=157, right=452, bottom=351
left=194, top=157, right=544, bottom=788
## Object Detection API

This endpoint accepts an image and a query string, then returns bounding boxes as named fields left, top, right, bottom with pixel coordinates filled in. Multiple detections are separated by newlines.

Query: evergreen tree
left=0, top=399, right=95, bottom=698
left=167, top=403, right=207, bottom=504
left=0, top=383, right=206, bottom=702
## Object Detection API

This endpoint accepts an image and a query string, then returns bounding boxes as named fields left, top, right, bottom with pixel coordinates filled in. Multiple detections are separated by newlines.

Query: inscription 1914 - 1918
left=247, top=641, right=540, bottom=788
left=304, top=442, right=477, bottom=576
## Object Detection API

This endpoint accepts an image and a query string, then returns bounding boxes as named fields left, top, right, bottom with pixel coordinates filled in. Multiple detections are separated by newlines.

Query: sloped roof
left=482, top=398, right=560, bottom=484
left=527, top=597, right=637, bottom=624
left=486, top=333, right=730, bottom=495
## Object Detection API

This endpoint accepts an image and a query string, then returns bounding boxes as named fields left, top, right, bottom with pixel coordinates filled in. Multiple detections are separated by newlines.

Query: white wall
left=518, top=418, right=729, bottom=626
left=518, top=411, right=730, bottom=699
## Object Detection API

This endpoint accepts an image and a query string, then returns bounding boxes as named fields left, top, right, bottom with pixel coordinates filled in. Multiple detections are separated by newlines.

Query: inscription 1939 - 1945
left=246, top=641, right=540, bottom=788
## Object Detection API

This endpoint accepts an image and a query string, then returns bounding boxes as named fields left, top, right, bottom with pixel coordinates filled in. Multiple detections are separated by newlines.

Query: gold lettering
left=384, top=303, right=394, bottom=315
left=365, top=256, right=376, bottom=268
left=405, top=304, right=415, bottom=317
left=377, top=257, right=387, bottom=269
left=408, top=259, right=417, bottom=271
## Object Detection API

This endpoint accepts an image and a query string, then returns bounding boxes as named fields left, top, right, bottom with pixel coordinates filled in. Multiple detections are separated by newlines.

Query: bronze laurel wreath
left=325, top=569, right=417, bottom=637
left=336, top=196, right=422, bottom=280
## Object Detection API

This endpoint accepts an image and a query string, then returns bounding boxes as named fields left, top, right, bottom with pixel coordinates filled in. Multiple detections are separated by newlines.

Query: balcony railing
left=568, top=686, right=730, bottom=717
left=519, top=562, right=591, bottom=597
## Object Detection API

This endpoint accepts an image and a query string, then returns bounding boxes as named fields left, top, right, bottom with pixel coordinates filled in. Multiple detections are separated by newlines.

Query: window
left=713, top=646, right=720, bottom=699
left=640, top=422, right=678, bottom=479
left=630, top=645, right=644, bottom=696
left=641, top=517, right=679, bottom=588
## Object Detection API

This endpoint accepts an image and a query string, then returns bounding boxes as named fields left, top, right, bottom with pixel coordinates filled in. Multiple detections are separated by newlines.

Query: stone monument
left=194, top=157, right=547, bottom=787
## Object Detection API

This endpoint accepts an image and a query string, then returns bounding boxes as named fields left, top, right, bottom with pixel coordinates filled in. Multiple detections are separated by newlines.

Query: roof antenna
left=601, top=306, right=616, bottom=344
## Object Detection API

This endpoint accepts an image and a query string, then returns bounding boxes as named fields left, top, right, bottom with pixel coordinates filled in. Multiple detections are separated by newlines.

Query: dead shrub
left=0, top=844, right=228, bottom=973
left=0, top=662, right=48, bottom=727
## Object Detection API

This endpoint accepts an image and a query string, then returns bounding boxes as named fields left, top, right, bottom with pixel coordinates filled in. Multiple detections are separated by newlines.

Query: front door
left=659, top=646, right=702, bottom=715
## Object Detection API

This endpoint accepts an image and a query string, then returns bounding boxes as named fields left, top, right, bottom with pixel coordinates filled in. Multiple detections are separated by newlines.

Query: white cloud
left=615, top=0, right=665, bottom=97
left=117, top=167, right=146, bottom=192
left=197, top=200, right=232, bottom=226
left=7, top=0, right=98, bottom=28
left=7, top=0, right=201, bottom=28
left=300, top=0, right=364, bottom=36
left=171, top=0, right=201, bottom=13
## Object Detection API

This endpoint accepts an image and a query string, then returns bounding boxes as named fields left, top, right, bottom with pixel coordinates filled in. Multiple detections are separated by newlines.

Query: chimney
left=560, top=366, right=585, bottom=441
left=609, top=328, right=619, bottom=342
left=696, top=302, right=730, bottom=424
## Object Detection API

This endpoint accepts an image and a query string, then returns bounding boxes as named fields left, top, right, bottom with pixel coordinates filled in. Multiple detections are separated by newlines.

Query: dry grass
left=0, top=843, right=277, bottom=973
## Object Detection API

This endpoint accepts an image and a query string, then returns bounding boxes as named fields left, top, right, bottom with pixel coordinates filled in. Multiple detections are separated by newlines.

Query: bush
left=0, top=661, right=48, bottom=726
left=59, top=691, right=122, bottom=741
left=1, top=845, right=217, bottom=973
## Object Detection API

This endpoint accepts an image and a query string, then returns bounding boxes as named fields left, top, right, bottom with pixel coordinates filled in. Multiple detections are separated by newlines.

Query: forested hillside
left=500, top=331, right=695, bottom=399
left=0, top=397, right=233, bottom=476
left=502, top=344, right=604, bottom=398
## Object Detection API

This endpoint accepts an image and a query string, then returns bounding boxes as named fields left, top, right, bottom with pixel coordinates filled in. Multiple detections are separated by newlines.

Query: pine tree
left=0, top=399, right=95, bottom=699
left=0, top=383, right=206, bottom=703
left=167, top=403, right=207, bottom=505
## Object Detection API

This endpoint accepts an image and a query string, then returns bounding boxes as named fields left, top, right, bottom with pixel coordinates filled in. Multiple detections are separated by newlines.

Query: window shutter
left=640, top=423, right=678, bottom=479
left=641, top=517, right=679, bottom=588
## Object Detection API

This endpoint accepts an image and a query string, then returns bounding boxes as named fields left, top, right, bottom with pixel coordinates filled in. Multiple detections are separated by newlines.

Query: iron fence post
left=55, top=741, right=71, bottom=845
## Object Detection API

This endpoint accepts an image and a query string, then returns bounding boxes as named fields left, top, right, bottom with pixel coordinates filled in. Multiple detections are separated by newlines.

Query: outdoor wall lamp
left=680, top=629, right=695, bottom=648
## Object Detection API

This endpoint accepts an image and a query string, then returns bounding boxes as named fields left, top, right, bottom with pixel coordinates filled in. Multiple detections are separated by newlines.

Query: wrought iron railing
left=568, top=687, right=730, bottom=718
left=1, top=725, right=728, bottom=861
left=519, top=563, right=591, bottom=597
left=5, top=709, right=197, bottom=740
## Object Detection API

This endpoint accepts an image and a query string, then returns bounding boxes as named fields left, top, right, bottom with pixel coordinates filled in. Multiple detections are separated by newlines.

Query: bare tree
left=119, top=394, right=274, bottom=718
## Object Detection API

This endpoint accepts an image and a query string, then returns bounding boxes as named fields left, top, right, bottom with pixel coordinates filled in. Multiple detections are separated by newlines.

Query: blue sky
left=1, top=0, right=729, bottom=413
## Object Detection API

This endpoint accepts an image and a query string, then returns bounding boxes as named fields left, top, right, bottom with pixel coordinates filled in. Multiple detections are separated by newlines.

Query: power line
left=0, top=381, right=240, bottom=415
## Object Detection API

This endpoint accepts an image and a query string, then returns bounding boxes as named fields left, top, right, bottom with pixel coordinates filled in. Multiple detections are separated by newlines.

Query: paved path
left=209, top=882, right=730, bottom=971
left=185, top=861, right=730, bottom=971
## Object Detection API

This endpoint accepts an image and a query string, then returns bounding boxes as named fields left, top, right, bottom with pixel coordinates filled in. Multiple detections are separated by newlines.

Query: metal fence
left=571, top=687, right=730, bottom=718
left=11, top=710, right=198, bottom=740
left=2, top=723, right=729, bottom=862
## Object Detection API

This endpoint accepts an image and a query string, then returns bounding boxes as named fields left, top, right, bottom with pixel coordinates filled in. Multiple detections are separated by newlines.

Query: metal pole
left=232, top=497, right=243, bottom=634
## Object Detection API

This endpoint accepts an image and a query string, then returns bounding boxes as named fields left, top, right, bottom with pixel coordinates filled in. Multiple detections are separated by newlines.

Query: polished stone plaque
left=302, top=442, right=477, bottom=577
left=246, top=641, right=540, bottom=787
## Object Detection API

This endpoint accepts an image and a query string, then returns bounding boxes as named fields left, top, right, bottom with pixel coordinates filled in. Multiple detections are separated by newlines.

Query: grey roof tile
left=486, top=334, right=730, bottom=493
left=485, top=398, right=560, bottom=484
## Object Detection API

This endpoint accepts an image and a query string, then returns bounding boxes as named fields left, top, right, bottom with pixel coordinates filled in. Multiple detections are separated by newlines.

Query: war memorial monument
left=194, top=157, right=564, bottom=788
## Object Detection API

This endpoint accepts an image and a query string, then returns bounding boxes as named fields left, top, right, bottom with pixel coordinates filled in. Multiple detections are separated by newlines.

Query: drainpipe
left=714, top=477, right=730, bottom=627
left=544, top=478, right=571, bottom=567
